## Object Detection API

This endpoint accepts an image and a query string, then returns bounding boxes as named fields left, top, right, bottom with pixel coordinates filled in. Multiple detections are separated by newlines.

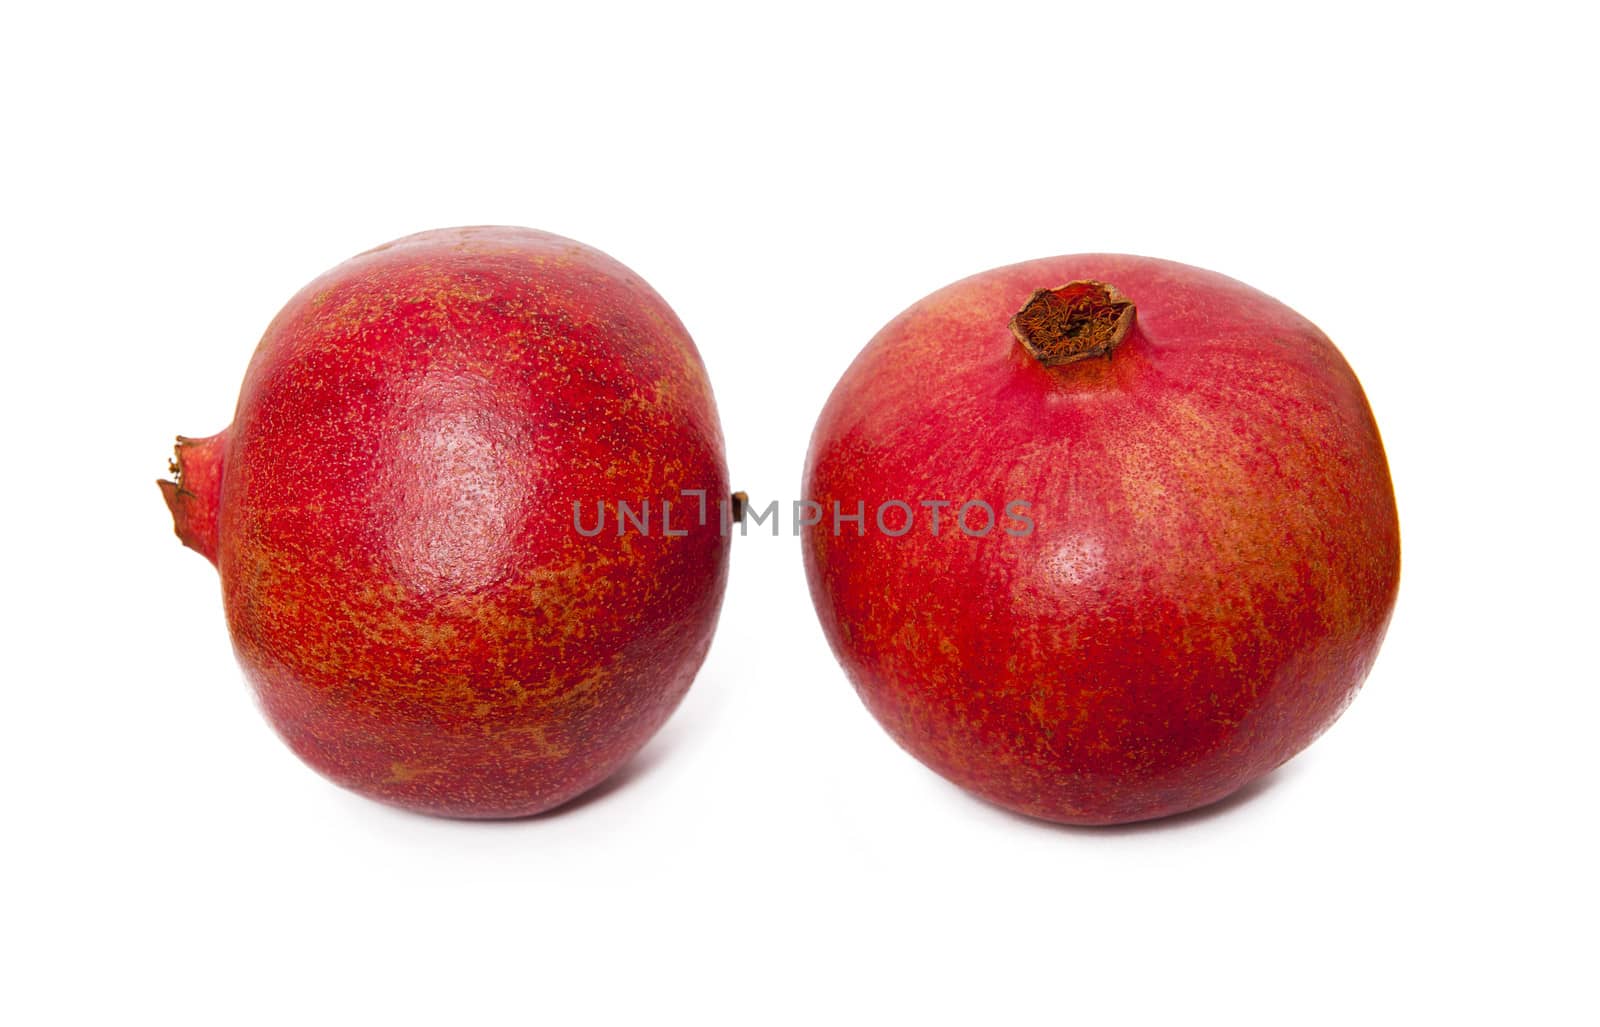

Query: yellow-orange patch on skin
left=386, top=762, right=445, bottom=784
left=492, top=723, right=570, bottom=759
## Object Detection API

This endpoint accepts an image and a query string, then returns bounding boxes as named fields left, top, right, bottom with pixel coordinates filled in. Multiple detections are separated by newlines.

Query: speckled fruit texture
left=162, top=227, right=729, bottom=818
left=802, top=255, right=1399, bottom=825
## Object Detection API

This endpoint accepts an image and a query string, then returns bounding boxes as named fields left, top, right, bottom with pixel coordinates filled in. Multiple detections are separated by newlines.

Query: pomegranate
left=802, top=255, right=1399, bottom=825
left=162, top=227, right=730, bottom=818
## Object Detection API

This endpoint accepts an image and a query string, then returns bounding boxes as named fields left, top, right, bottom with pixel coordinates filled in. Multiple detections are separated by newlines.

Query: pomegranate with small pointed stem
left=163, top=226, right=730, bottom=818
left=802, top=254, right=1400, bottom=825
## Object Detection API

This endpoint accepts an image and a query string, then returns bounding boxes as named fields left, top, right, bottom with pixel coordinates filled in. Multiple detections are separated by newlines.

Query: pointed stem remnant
left=159, top=431, right=229, bottom=566
left=1009, top=281, right=1135, bottom=367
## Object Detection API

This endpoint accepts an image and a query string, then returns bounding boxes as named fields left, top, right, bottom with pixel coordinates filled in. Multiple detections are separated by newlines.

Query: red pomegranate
left=162, top=227, right=730, bottom=818
left=802, top=255, right=1399, bottom=825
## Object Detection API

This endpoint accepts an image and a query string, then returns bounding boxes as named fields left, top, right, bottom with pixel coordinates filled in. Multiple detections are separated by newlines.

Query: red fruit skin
left=162, top=227, right=729, bottom=818
left=802, top=255, right=1400, bottom=825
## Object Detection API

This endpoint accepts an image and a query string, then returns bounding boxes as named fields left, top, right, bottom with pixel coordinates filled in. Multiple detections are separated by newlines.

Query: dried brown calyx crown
left=1009, top=280, right=1135, bottom=367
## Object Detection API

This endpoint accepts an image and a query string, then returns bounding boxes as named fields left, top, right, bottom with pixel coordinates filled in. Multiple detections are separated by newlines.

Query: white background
left=3, top=2, right=1595, bottom=1023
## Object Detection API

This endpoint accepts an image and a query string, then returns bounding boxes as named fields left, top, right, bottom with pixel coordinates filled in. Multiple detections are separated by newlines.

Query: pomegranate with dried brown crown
left=802, top=255, right=1400, bottom=825
left=162, top=227, right=730, bottom=817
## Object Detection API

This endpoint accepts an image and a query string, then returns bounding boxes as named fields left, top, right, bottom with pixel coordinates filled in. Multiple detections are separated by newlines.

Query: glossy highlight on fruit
left=802, top=254, right=1400, bottom=825
left=162, top=227, right=730, bottom=817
